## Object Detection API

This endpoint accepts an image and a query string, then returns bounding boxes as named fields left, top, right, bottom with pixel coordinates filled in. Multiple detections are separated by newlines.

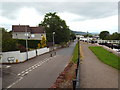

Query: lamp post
left=87, top=31, right=89, bottom=43
left=25, top=25, right=28, bottom=60
left=53, top=32, right=55, bottom=50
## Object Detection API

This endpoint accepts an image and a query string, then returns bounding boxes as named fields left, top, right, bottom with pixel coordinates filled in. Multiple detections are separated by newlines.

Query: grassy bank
left=72, top=42, right=79, bottom=63
left=89, top=46, right=120, bottom=70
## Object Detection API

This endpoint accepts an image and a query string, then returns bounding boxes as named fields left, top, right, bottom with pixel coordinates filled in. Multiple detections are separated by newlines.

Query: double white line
left=6, top=55, right=58, bottom=89
left=17, top=56, right=56, bottom=77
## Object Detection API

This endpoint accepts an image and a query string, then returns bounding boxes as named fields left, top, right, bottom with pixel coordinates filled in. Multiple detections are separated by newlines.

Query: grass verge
left=89, top=46, right=120, bottom=70
left=72, top=42, right=78, bottom=63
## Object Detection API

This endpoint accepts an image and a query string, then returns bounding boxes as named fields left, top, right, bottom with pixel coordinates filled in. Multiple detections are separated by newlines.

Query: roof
left=30, top=27, right=45, bottom=34
left=12, top=25, right=30, bottom=32
left=12, top=25, right=45, bottom=34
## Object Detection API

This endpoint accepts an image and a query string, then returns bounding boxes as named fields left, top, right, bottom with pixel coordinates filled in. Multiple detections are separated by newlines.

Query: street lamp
left=87, top=31, right=89, bottom=43
left=25, top=26, right=28, bottom=60
left=53, top=32, right=55, bottom=50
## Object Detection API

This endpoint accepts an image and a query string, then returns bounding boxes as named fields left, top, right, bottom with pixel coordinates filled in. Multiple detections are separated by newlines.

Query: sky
left=0, top=0, right=119, bottom=34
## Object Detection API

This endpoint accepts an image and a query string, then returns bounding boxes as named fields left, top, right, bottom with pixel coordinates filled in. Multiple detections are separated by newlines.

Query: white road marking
left=17, top=73, right=21, bottom=76
left=6, top=77, right=23, bottom=89
left=29, top=69, right=32, bottom=72
left=17, top=55, right=58, bottom=77
left=21, top=71, right=25, bottom=74
left=7, top=55, right=59, bottom=89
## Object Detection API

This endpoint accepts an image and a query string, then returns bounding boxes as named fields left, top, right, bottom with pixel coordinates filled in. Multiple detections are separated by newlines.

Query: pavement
left=2, top=41, right=77, bottom=89
left=80, top=42, right=118, bottom=88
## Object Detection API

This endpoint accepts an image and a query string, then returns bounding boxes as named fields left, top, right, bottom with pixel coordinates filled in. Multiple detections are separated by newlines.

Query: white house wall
left=12, top=32, right=31, bottom=39
left=12, top=32, right=46, bottom=40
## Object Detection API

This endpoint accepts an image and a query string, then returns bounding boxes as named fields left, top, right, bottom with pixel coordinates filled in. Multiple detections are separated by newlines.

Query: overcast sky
left=0, top=0, right=119, bottom=34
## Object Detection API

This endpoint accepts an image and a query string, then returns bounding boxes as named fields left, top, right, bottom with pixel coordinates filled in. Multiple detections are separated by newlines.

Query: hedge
left=15, top=39, right=41, bottom=49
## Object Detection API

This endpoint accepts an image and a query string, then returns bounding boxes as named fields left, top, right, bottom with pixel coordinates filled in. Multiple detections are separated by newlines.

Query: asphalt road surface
left=2, top=41, right=77, bottom=89
left=80, top=42, right=118, bottom=88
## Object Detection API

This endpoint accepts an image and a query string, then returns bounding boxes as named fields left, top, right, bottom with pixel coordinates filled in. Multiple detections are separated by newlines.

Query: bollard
left=16, top=59, right=19, bottom=63
left=54, top=52, right=56, bottom=55
left=76, top=68, right=78, bottom=77
left=73, top=79, right=76, bottom=90
left=50, top=53, right=52, bottom=57
left=77, top=59, right=79, bottom=68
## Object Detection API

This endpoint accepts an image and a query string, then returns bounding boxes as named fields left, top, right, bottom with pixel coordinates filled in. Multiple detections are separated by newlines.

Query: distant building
left=12, top=25, right=46, bottom=40
left=93, top=35, right=99, bottom=40
left=76, top=35, right=84, bottom=39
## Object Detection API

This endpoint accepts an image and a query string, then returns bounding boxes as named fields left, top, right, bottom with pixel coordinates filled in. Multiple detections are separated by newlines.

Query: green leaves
left=39, top=12, right=71, bottom=44
left=99, top=31, right=120, bottom=40
left=99, top=31, right=110, bottom=40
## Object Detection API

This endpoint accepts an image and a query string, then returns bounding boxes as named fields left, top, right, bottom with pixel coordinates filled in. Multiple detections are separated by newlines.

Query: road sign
left=7, top=57, right=15, bottom=63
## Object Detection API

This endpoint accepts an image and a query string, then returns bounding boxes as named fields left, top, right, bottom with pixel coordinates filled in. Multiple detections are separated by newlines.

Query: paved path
left=2, top=41, right=77, bottom=88
left=80, top=42, right=118, bottom=88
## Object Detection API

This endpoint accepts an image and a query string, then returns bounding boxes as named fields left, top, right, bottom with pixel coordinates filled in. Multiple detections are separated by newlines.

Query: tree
left=110, top=32, right=120, bottom=40
left=83, top=34, right=93, bottom=38
left=99, top=31, right=110, bottom=40
left=39, top=12, right=70, bottom=44
left=40, top=35, right=46, bottom=48
left=1, top=28, right=18, bottom=52
left=70, top=31, right=76, bottom=40
left=37, top=43, right=41, bottom=48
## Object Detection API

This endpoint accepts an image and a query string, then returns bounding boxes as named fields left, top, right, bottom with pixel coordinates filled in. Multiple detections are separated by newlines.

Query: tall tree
left=70, top=31, right=76, bottom=40
left=99, top=31, right=110, bottom=40
left=39, top=12, right=70, bottom=44
left=110, top=32, right=120, bottom=40
left=1, top=28, right=18, bottom=52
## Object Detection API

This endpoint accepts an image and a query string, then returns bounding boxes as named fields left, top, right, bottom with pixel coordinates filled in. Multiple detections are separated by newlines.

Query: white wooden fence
left=96, top=40, right=120, bottom=44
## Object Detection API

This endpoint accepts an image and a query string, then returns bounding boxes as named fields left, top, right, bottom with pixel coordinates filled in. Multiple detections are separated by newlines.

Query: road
left=80, top=42, right=118, bottom=88
left=2, top=41, right=77, bottom=89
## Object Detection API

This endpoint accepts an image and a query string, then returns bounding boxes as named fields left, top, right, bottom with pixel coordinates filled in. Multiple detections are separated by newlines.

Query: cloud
left=1, top=2, right=117, bottom=20
left=16, top=7, right=44, bottom=25
left=58, top=12, right=84, bottom=22
left=68, top=15, right=118, bottom=34
left=0, top=1, right=118, bottom=33
left=0, top=7, right=44, bottom=30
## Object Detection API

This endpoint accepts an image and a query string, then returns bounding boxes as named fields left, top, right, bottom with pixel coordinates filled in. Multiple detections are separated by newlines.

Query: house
left=12, top=25, right=46, bottom=40
left=76, top=35, right=84, bottom=40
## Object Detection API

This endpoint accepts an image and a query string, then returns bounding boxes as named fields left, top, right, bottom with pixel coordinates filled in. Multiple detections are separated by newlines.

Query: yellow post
left=16, top=59, right=19, bottom=63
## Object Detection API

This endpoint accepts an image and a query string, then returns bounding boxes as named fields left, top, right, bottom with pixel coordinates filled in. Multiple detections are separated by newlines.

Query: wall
left=37, top=47, right=49, bottom=56
left=12, top=32, right=46, bottom=40
left=1, top=51, right=21, bottom=63
left=28, top=50, right=36, bottom=59
left=12, top=32, right=31, bottom=39
left=97, top=40, right=119, bottom=44
left=1, top=47, right=50, bottom=63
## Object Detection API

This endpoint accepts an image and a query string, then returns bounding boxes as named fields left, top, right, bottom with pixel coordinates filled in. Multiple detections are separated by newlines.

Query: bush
left=18, top=44, right=26, bottom=52
left=2, top=39, right=19, bottom=52
left=16, top=39, right=41, bottom=49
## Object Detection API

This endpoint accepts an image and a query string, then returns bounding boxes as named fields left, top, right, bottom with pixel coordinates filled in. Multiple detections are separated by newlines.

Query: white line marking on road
left=6, top=77, right=23, bottom=89
left=29, top=69, right=32, bottom=72
left=17, top=55, right=59, bottom=77
left=7, top=55, right=59, bottom=89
